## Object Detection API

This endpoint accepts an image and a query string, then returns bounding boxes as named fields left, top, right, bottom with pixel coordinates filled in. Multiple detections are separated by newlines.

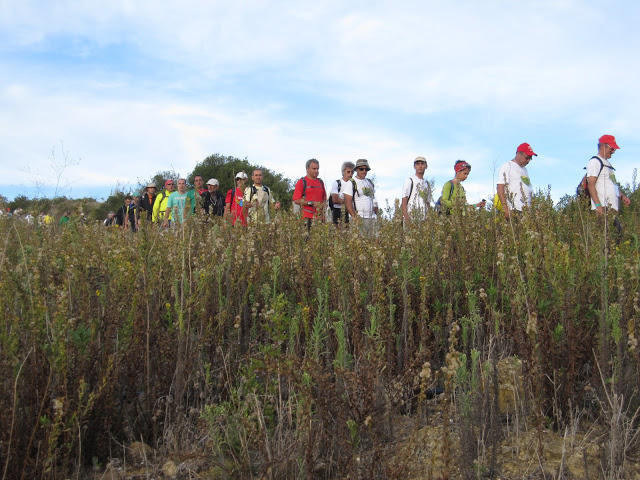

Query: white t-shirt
left=329, top=179, right=346, bottom=208
left=402, top=175, right=430, bottom=213
left=586, top=155, right=619, bottom=211
left=497, top=160, right=532, bottom=211
left=342, top=177, right=377, bottom=218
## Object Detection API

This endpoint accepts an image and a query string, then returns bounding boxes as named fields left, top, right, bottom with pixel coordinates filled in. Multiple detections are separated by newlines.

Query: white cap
left=206, top=178, right=219, bottom=186
left=235, top=171, right=248, bottom=180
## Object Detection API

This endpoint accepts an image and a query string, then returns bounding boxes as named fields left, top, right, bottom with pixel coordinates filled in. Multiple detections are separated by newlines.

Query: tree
left=189, top=154, right=293, bottom=209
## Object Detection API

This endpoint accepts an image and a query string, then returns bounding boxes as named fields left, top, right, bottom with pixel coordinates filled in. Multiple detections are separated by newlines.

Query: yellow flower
left=95, top=289, right=101, bottom=297
left=165, top=302, right=172, bottom=309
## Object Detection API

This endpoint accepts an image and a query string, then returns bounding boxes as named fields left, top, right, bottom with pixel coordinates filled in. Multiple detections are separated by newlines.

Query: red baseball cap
left=599, top=134, right=620, bottom=150
left=516, top=143, right=537, bottom=156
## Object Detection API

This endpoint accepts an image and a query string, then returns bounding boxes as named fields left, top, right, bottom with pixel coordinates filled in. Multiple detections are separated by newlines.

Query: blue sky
left=1, top=0, right=639, bottom=204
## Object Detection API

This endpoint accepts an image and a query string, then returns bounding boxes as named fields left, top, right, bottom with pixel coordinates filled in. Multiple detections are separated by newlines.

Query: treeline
left=2, top=154, right=293, bottom=220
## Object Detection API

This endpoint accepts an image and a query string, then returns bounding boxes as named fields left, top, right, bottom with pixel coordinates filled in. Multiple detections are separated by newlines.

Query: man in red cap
left=587, top=134, right=631, bottom=214
left=496, top=142, right=536, bottom=218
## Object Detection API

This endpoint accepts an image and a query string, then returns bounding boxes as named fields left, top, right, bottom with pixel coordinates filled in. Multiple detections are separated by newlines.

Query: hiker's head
left=598, top=134, right=619, bottom=159
left=177, top=178, right=187, bottom=193
left=515, top=143, right=537, bottom=166
left=194, top=175, right=204, bottom=189
left=306, top=159, right=320, bottom=179
left=252, top=169, right=263, bottom=185
left=206, top=178, right=219, bottom=192
left=341, top=161, right=355, bottom=180
left=454, top=160, right=471, bottom=181
left=414, top=156, right=427, bottom=175
left=165, top=179, right=174, bottom=191
left=235, top=171, right=248, bottom=187
left=354, top=159, right=370, bottom=179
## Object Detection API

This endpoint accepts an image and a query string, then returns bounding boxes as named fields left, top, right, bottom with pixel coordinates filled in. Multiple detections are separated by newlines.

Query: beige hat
left=146, top=183, right=157, bottom=189
left=354, top=158, right=371, bottom=171
left=414, top=156, right=427, bottom=165
left=235, top=171, right=248, bottom=180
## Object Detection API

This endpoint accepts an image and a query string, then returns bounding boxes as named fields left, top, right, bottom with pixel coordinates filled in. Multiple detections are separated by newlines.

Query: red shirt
left=292, top=176, right=326, bottom=219
left=225, top=188, right=247, bottom=226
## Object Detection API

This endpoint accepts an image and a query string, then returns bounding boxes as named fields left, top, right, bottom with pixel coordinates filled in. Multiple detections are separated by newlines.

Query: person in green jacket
left=440, top=160, right=486, bottom=214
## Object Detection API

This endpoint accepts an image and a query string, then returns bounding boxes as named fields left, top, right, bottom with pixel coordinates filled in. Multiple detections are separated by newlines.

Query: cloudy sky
left=1, top=0, right=638, bottom=204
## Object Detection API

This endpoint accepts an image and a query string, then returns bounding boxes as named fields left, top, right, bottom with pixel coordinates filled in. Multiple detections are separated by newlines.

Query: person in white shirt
left=401, top=156, right=430, bottom=223
left=343, top=158, right=378, bottom=235
left=496, top=142, right=536, bottom=219
left=329, top=161, right=355, bottom=226
left=587, top=134, right=631, bottom=214
left=244, top=169, right=280, bottom=223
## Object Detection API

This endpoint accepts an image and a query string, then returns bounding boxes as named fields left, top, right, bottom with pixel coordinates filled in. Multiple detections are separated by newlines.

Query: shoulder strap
left=336, top=179, right=341, bottom=192
left=445, top=181, right=454, bottom=201
left=351, top=179, right=358, bottom=197
left=301, top=177, right=307, bottom=198
left=408, top=178, right=414, bottom=200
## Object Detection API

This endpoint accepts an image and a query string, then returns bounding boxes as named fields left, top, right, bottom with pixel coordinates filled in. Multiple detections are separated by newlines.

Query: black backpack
left=328, top=179, right=341, bottom=209
left=576, top=156, right=614, bottom=198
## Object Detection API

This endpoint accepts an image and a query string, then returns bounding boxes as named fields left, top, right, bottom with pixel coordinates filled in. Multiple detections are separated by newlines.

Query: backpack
left=328, top=179, right=341, bottom=209
left=576, top=156, right=612, bottom=199
left=434, top=181, right=454, bottom=214
left=250, top=185, right=270, bottom=202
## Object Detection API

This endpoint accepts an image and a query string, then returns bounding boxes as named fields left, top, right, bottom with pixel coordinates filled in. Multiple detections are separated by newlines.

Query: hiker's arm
left=331, top=192, right=343, bottom=205
left=620, top=191, right=631, bottom=206
left=586, top=176, right=604, bottom=214
left=497, top=184, right=510, bottom=218
left=344, top=194, right=357, bottom=218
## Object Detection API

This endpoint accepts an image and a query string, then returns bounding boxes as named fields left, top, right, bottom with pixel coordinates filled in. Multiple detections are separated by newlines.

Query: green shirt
left=440, top=180, right=466, bottom=212
left=166, top=190, right=196, bottom=224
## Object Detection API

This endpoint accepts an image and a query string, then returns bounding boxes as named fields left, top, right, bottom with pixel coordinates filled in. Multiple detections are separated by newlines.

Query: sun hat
left=516, top=143, right=537, bottom=156
left=414, top=156, right=427, bottom=164
left=354, top=159, right=371, bottom=171
left=146, top=183, right=156, bottom=189
left=599, top=134, right=620, bottom=150
left=206, top=178, right=219, bottom=186
left=235, top=171, right=248, bottom=180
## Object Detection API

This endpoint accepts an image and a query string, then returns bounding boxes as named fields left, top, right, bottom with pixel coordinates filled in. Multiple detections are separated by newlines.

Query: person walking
left=203, top=178, right=225, bottom=216
left=244, top=169, right=280, bottom=223
left=292, top=159, right=327, bottom=229
left=329, top=161, right=355, bottom=226
left=116, top=196, right=138, bottom=231
left=225, top=172, right=249, bottom=226
left=152, top=179, right=174, bottom=224
left=496, top=143, right=536, bottom=219
left=139, top=183, right=156, bottom=221
left=439, top=160, right=486, bottom=214
left=343, top=158, right=378, bottom=235
left=163, top=179, right=195, bottom=227
left=586, top=134, right=631, bottom=214
left=401, top=156, right=430, bottom=223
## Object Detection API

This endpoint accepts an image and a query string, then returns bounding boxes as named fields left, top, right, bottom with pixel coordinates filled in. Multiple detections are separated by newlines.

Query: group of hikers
left=99, top=134, right=631, bottom=233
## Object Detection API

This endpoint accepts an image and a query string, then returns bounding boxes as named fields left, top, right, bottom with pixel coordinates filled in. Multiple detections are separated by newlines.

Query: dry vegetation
left=1, top=193, right=639, bottom=479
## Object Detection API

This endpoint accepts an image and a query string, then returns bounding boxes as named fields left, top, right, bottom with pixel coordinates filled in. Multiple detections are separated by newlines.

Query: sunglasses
left=525, top=155, right=532, bottom=161
left=166, top=182, right=174, bottom=185
left=357, top=167, right=368, bottom=171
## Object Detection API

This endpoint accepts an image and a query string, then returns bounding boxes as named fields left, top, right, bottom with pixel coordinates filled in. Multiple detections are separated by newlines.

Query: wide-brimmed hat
left=354, top=158, right=371, bottom=171
left=146, top=183, right=156, bottom=189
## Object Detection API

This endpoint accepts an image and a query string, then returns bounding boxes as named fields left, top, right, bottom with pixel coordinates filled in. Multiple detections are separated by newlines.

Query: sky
left=1, top=0, right=639, bottom=205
